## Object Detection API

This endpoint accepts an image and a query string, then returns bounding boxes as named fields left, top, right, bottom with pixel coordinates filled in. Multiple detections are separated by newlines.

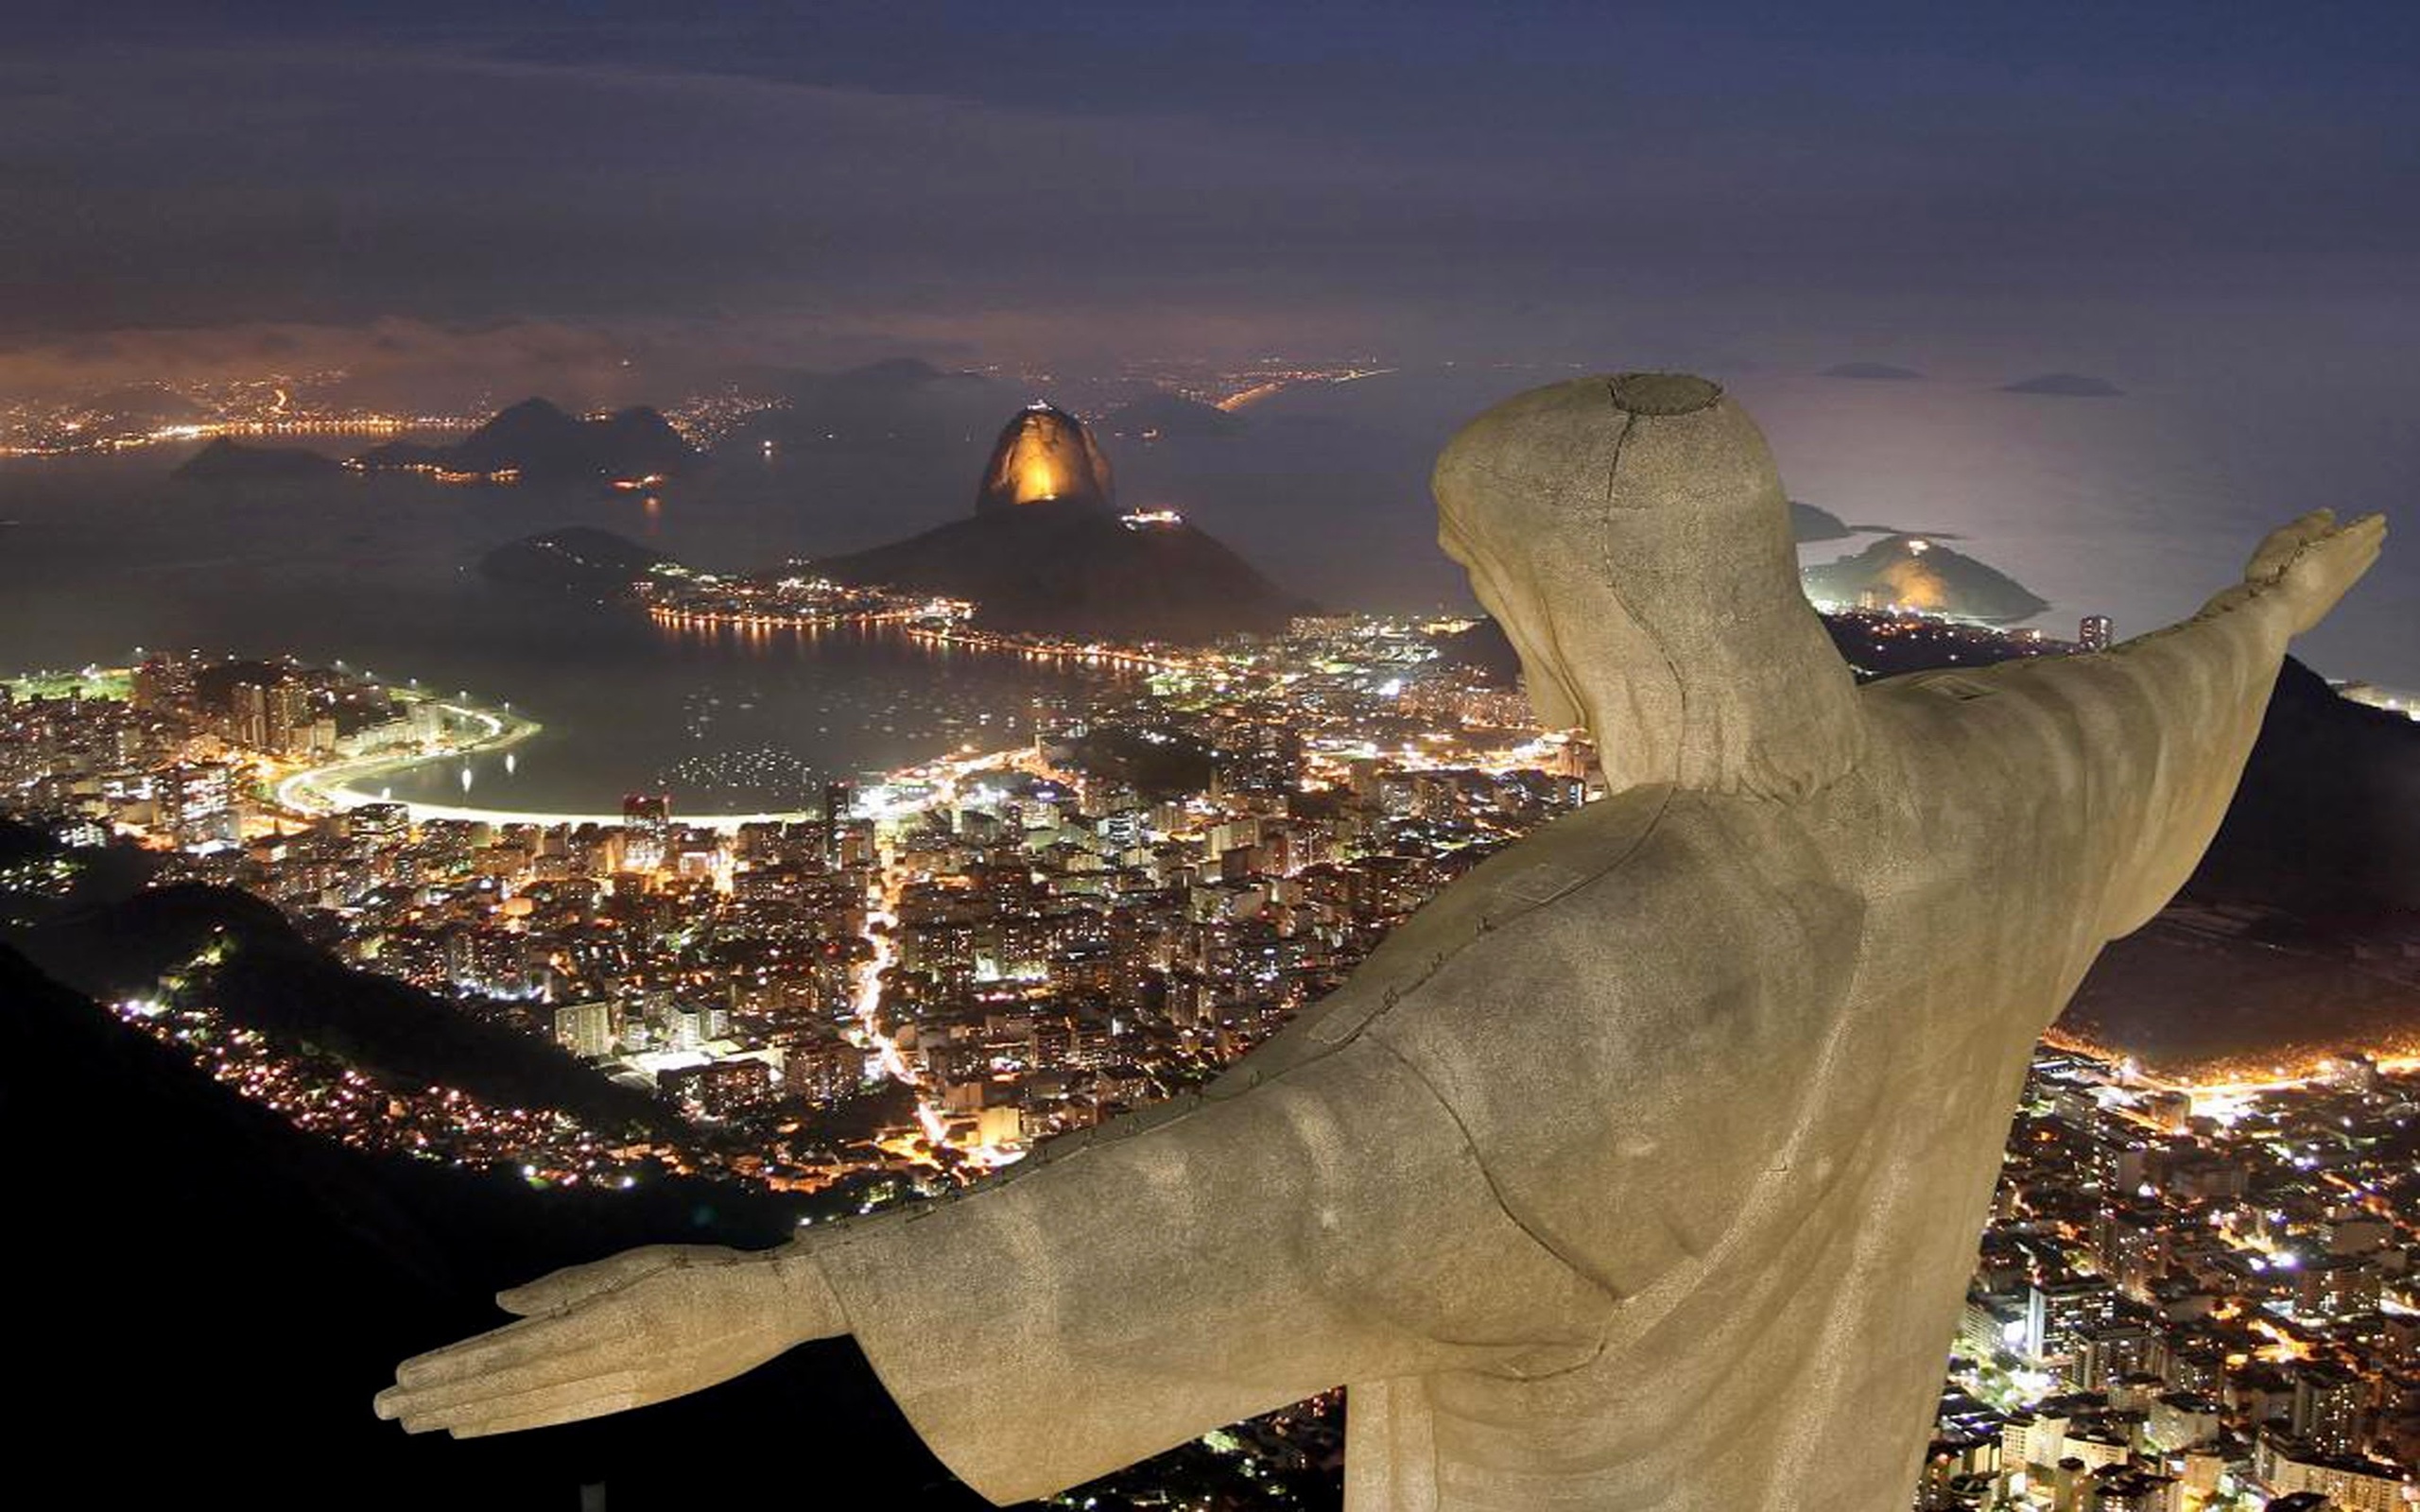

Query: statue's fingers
left=449, top=1384, right=650, bottom=1439
left=2250, top=514, right=2328, bottom=576
left=393, top=1314, right=551, bottom=1389
left=2344, top=512, right=2388, bottom=560
left=405, top=1372, right=645, bottom=1437
left=496, top=1246, right=708, bottom=1316
left=377, top=1336, right=633, bottom=1422
left=393, top=1301, right=643, bottom=1391
left=2248, top=509, right=2336, bottom=579
left=2299, top=512, right=2386, bottom=581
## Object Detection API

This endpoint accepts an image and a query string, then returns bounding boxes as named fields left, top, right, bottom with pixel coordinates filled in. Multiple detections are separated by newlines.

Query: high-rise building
left=2093, top=1203, right=2169, bottom=1299
left=164, top=762, right=237, bottom=850
left=230, top=679, right=272, bottom=748
left=2025, top=1277, right=2118, bottom=1364
left=823, top=781, right=853, bottom=866
left=130, top=656, right=190, bottom=713
left=2291, top=1366, right=2368, bottom=1458
left=268, top=679, right=312, bottom=753
left=622, top=791, right=672, bottom=871
left=2070, top=1322, right=2168, bottom=1391
left=2079, top=614, right=2114, bottom=652
left=551, top=1000, right=620, bottom=1060
left=786, top=1040, right=871, bottom=1104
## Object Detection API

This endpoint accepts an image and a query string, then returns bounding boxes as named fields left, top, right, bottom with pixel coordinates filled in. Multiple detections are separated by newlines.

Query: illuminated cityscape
left=2, top=5, right=2412, bottom=1506
left=1928, top=1048, right=2420, bottom=1511
left=2, top=375, right=2409, bottom=1506
left=5, top=583, right=2414, bottom=1507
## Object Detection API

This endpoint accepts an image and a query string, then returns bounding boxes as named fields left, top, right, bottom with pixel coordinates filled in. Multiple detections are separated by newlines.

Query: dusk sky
left=5, top=1, right=2415, bottom=387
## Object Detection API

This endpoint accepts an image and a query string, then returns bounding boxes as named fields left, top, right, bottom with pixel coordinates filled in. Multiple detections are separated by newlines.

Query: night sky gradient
left=1, top=2, right=2413, bottom=674
left=6, top=3, right=2413, bottom=360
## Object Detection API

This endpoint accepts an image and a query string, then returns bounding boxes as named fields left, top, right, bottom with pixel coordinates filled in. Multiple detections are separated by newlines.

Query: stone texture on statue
left=377, top=373, right=2385, bottom=1512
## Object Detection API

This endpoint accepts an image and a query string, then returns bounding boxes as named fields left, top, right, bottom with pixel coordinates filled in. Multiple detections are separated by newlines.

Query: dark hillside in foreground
left=9, top=882, right=671, bottom=1136
left=1, top=943, right=978, bottom=1511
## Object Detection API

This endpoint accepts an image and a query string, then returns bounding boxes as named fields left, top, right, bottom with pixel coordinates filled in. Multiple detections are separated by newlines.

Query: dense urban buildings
left=1925, top=1047, right=2419, bottom=1510
left=6, top=589, right=2413, bottom=1509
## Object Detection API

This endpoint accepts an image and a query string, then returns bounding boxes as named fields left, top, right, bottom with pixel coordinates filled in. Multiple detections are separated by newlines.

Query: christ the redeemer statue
left=378, top=372, right=2385, bottom=1511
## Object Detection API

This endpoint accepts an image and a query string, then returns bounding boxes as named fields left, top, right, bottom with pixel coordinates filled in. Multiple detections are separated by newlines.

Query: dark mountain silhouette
left=0, top=941, right=977, bottom=1511
left=588, top=405, right=701, bottom=477
left=1789, top=500, right=1853, bottom=542
left=1801, top=534, right=2050, bottom=624
left=1427, top=618, right=1520, bottom=683
left=2188, top=657, right=2420, bottom=915
left=355, top=399, right=700, bottom=484
left=354, top=437, right=447, bottom=469
left=479, top=526, right=680, bottom=594
left=2001, top=372, right=2125, bottom=397
left=173, top=437, right=344, bottom=482
left=7, top=882, right=670, bottom=1137
left=817, top=496, right=1309, bottom=642
left=455, top=398, right=591, bottom=471
left=1104, top=390, right=1246, bottom=438
left=1821, top=362, right=1925, bottom=381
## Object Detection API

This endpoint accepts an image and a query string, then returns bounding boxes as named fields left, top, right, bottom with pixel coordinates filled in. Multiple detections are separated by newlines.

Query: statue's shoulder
left=1206, top=785, right=1678, bottom=1095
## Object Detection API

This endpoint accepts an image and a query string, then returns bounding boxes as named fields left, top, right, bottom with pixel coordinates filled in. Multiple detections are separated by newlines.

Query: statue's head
left=1434, top=373, right=1863, bottom=799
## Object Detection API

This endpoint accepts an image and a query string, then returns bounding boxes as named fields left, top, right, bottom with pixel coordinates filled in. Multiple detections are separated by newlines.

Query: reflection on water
left=373, top=621, right=1123, bottom=811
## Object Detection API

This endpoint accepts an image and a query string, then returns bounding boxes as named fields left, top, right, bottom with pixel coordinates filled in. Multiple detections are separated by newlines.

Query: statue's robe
left=802, top=580, right=2293, bottom=1510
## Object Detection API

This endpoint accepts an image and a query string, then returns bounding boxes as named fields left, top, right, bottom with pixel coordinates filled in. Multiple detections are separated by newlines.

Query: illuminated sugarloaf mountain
left=815, top=402, right=1306, bottom=642
left=977, top=402, right=1116, bottom=514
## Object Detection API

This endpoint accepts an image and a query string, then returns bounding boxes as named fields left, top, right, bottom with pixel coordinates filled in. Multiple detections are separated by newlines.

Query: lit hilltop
left=976, top=402, right=1116, bottom=514
left=815, top=403, right=1306, bottom=643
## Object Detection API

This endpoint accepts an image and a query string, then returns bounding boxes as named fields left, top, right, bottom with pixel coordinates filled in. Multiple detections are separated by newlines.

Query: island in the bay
left=1802, top=532, right=2052, bottom=624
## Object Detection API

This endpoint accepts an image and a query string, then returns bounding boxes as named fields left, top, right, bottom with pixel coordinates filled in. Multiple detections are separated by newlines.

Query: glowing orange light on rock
left=977, top=403, right=1113, bottom=513
left=1015, top=455, right=1059, bottom=504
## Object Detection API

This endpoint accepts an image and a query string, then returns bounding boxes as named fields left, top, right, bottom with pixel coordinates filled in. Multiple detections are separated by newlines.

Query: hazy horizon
left=3, top=1, right=2411, bottom=679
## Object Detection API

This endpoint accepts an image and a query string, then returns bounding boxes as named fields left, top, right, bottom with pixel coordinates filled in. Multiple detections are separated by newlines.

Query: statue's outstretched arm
left=378, top=1032, right=1610, bottom=1504
left=1979, top=509, right=2384, bottom=939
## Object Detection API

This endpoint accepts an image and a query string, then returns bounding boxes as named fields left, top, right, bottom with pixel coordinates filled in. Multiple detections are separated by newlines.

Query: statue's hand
left=373, top=1243, right=845, bottom=1437
left=2238, top=509, right=2387, bottom=634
